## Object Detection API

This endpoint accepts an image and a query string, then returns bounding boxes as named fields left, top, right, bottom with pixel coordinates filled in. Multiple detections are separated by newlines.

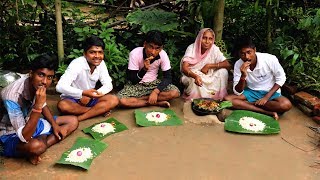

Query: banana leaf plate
left=56, top=137, right=108, bottom=170
left=135, top=109, right=183, bottom=127
left=83, top=117, right=128, bottom=140
left=224, top=110, right=280, bottom=134
left=191, top=98, right=233, bottom=116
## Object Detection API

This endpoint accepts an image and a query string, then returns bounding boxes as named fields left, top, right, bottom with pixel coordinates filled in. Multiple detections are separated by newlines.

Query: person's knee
left=107, top=95, right=119, bottom=108
left=28, top=139, right=47, bottom=155
left=280, top=100, right=292, bottom=112
left=57, top=100, right=69, bottom=113
left=68, top=116, right=79, bottom=130
left=171, top=90, right=180, bottom=99
left=224, top=95, right=233, bottom=101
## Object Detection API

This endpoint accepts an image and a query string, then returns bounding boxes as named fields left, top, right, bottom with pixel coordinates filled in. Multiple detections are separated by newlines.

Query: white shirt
left=56, top=56, right=113, bottom=99
left=233, top=52, right=286, bottom=95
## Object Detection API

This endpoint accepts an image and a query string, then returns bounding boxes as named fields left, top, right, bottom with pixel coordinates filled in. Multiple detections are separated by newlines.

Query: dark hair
left=144, top=30, right=165, bottom=46
left=29, top=54, right=58, bottom=71
left=234, top=35, right=256, bottom=52
left=83, top=35, right=105, bottom=52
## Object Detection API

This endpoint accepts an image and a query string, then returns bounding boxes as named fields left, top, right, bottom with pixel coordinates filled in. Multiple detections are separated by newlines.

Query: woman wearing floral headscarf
left=181, top=28, right=231, bottom=101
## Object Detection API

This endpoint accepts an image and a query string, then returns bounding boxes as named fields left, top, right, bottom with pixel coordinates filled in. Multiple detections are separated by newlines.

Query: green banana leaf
left=135, top=109, right=183, bottom=127
left=216, top=101, right=233, bottom=111
left=224, top=110, right=280, bottom=134
left=56, top=137, right=108, bottom=170
left=83, top=118, right=128, bottom=140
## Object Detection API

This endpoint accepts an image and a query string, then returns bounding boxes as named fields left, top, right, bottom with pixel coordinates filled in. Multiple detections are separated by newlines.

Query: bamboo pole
left=55, top=0, right=64, bottom=63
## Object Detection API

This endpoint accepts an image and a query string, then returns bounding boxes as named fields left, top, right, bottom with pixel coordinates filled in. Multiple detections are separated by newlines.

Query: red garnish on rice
left=77, top=151, right=82, bottom=156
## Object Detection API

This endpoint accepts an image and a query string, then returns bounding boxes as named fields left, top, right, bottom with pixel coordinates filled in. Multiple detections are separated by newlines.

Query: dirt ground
left=1, top=95, right=320, bottom=179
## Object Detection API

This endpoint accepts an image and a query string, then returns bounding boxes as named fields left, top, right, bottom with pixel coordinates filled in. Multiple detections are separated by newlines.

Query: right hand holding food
left=240, top=61, right=251, bottom=77
left=83, top=89, right=104, bottom=98
left=144, top=56, right=154, bottom=70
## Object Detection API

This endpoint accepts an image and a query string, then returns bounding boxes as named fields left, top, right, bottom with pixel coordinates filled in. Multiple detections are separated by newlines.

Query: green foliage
left=270, top=8, right=320, bottom=93
left=0, top=0, right=78, bottom=72
left=187, top=0, right=219, bottom=28
left=215, top=40, right=231, bottom=59
left=126, top=9, right=179, bottom=33
left=1, top=0, right=318, bottom=95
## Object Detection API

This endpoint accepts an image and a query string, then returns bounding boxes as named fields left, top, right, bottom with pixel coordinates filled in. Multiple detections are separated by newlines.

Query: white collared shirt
left=233, top=52, right=286, bottom=95
left=56, top=56, right=113, bottom=99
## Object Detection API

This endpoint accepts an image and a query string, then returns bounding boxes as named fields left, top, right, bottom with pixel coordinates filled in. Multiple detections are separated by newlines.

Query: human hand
left=240, top=61, right=251, bottom=77
left=148, top=91, right=158, bottom=105
left=144, top=56, right=154, bottom=70
left=194, top=75, right=203, bottom=86
left=200, top=64, right=210, bottom=74
left=34, top=87, right=46, bottom=109
left=255, top=97, right=268, bottom=106
left=52, top=124, right=67, bottom=140
left=83, top=89, right=104, bottom=98
left=79, top=96, right=91, bottom=106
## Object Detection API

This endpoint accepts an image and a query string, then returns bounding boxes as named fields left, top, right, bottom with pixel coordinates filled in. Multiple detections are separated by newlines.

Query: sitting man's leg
left=261, top=96, right=292, bottom=114
left=57, top=98, right=92, bottom=115
left=224, top=94, right=280, bottom=120
left=77, top=94, right=119, bottom=121
left=58, top=95, right=119, bottom=121
left=2, top=115, right=78, bottom=164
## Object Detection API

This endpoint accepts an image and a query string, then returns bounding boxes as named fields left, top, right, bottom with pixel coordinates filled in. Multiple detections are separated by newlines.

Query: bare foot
left=273, top=112, right=279, bottom=120
left=103, top=110, right=112, bottom=117
left=157, top=101, right=170, bottom=108
left=29, top=155, right=41, bottom=165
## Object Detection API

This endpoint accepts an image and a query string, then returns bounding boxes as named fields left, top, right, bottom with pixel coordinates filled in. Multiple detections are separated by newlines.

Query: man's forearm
left=235, top=76, right=247, bottom=93
left=263, top=84, right=281, bottom=99
left=42, top=106, right=57, bottom=126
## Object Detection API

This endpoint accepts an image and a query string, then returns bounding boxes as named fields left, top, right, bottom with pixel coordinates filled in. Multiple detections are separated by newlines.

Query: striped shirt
left=0, top=75, right=40, bottom=141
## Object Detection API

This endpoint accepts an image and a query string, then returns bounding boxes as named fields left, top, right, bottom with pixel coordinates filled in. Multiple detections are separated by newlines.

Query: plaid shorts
left=117, top=79, right=180, bottom=99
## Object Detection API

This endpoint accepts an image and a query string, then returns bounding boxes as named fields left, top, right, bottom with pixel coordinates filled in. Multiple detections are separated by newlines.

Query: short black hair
left=30, top=54, right=58, bottom=71
left=83, top=35, right=105, bottom=52
left=144, top=30, right=165, bottom=46
left=234, top=35, right=256, bottom=52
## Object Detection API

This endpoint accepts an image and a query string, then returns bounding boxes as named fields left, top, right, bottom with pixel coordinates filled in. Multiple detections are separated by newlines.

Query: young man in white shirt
left=56, top=36, right=119, bottom=121
left=225, top=36, right=292, bottom=120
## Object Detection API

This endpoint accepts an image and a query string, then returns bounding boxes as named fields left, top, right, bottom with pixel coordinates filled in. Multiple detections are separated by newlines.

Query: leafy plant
left=271, top=8, right=320, bottom=93
left=126, top=9, right=179, bottom=33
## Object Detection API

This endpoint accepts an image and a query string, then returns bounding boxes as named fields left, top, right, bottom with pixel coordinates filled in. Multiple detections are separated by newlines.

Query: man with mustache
left=117, top=30, right=180, bottom=108
left=56, top=35, right=119, bottom=121
left=0, top=54, right=78, bottom=164
left=225, top=36, right=292, bottom=120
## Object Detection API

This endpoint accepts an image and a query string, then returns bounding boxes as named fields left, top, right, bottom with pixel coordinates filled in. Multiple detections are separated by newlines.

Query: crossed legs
left=16, top=115, right=78, bottom=164
left=119, top=89, right=180, bottom=108
left=57, top=94, right=119, bottom=121
left=224, top=94, right=292, bottom=120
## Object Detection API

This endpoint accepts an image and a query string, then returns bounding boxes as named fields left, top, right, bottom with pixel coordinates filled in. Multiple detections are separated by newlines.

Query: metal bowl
left=191, top=98, right=222, bottom=116
left=0, top=70, right=21, bottom=88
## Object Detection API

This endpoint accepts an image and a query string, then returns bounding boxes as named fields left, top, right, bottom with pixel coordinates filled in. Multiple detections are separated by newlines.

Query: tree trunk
left=213, top=0, right=225, bottom=41
left=266, top=4, right=272, bottom=51
left=55, top=0, right=64, bottom=63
